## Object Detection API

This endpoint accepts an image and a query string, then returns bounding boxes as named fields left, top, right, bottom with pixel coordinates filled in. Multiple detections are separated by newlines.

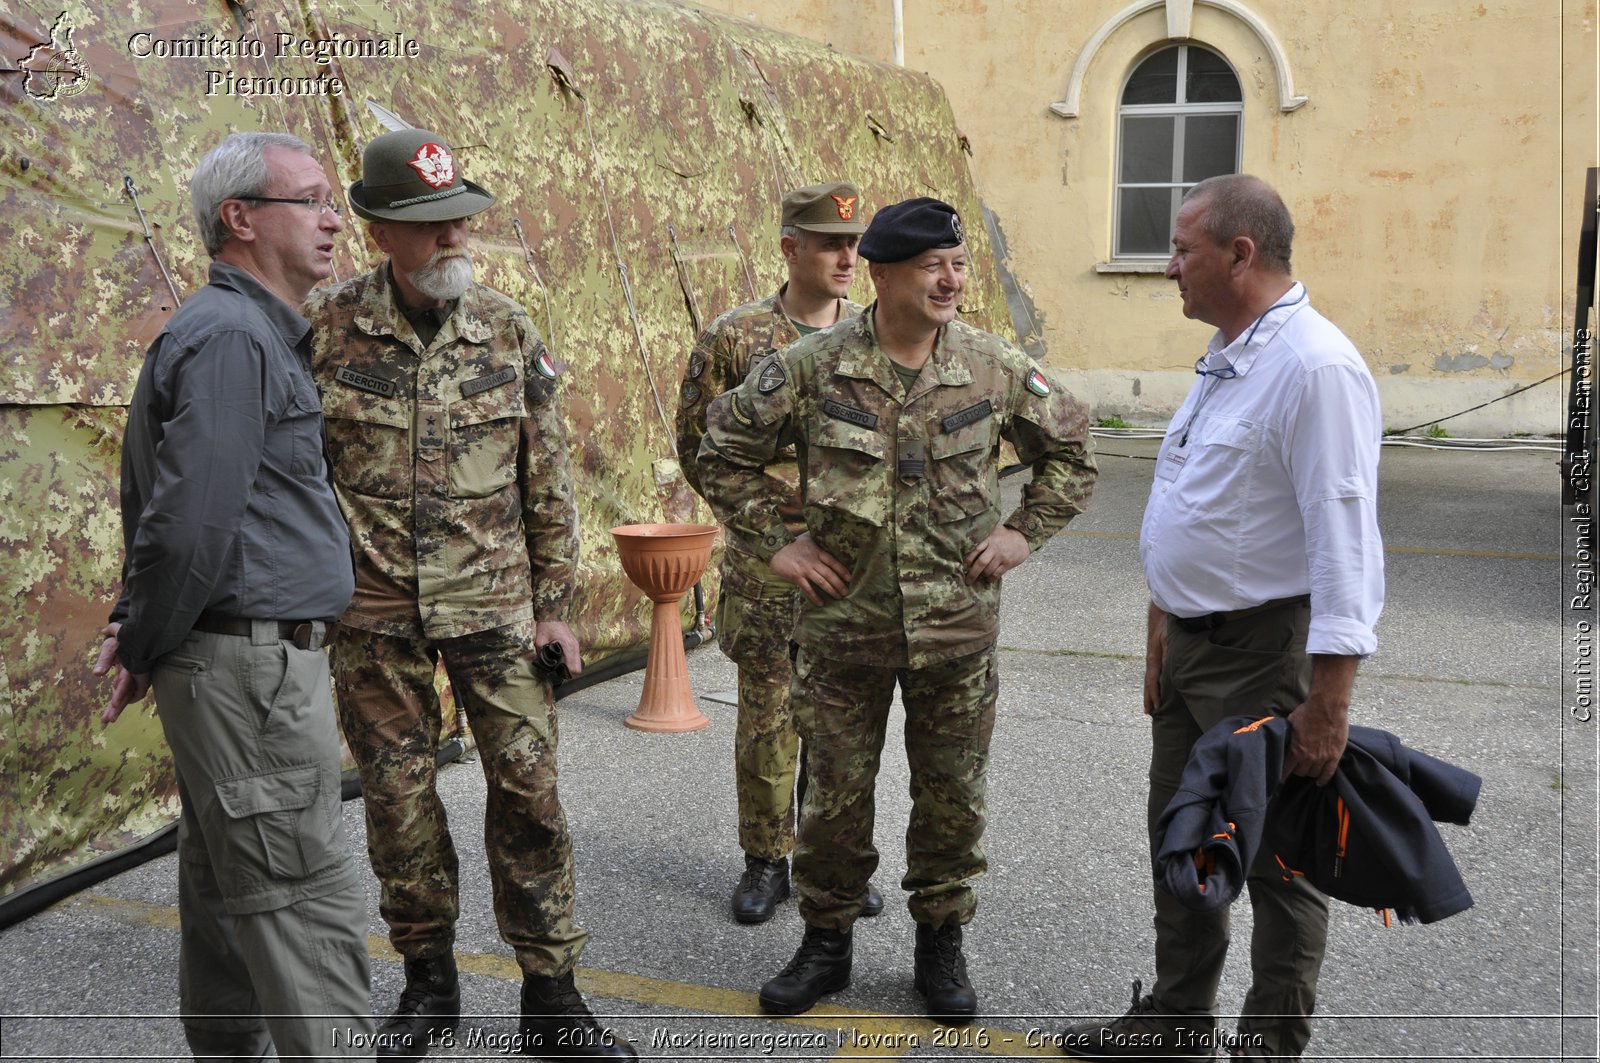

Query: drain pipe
left=891, top=0, right=904, bottom=65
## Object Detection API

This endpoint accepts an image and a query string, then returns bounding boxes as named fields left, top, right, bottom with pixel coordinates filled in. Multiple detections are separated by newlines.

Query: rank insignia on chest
left=333, top=365, right=399, bottom=398
left=757, top=359, right=787, bottom=393
left=461, top=365, right=517, bottom=397
left=534, top=350, right=560, bottom=379
left=1025, top=368, right=1052, bottom=397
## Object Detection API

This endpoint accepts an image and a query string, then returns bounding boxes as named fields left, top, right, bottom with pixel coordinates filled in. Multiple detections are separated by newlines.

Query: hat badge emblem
left=831, top=194, right=857, bottom=221
left=407, top=143, right=456, bottom=190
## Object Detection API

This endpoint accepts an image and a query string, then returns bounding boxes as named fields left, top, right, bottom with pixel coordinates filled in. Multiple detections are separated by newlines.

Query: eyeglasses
left=239, top=195, right=343, bottom=217
left=1193, top=354, right=1238, bottom=380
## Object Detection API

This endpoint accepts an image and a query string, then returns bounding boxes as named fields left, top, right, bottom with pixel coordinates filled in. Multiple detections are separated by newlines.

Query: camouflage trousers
left=790, top=643, right=998, bottom=931
left=329, top=620, right=588, bottom=978
left=715, top=550, right=801, bottom=861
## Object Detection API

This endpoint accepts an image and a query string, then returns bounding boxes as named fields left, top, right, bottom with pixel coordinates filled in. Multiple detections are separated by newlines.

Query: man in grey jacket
left=95, top=131, right=374, bottom=1061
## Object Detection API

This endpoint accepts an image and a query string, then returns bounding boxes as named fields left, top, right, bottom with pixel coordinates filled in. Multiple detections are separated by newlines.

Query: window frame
left=1110, top=43, right=1244, bottom=263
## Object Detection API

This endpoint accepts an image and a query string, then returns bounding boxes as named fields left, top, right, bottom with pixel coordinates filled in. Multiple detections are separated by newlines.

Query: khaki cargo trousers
left=152, top=623, right=373, bottom=1062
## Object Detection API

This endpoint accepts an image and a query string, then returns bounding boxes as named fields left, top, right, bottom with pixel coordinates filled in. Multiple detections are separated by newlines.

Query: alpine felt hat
left=347, top=129, right=495, bottom=223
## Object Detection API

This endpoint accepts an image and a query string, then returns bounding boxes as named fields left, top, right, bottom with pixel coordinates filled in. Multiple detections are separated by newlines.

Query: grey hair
left=1184, top=174, right=1294, bottom=274
left=190, top=132, right=312, bottom=256
left=779, top=224, right=809, bottom=247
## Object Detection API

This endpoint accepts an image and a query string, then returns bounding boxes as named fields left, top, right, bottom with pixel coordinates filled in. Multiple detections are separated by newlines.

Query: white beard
left=409, top=251, right=473, bottom=301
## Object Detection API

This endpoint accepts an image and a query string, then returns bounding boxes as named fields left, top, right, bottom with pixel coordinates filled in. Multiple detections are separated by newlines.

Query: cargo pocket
left=213, top=765, right=335, bottom=881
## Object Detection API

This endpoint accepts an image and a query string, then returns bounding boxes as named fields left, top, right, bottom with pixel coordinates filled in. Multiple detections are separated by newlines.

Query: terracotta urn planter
left=609, top=522, right=719, bottom=732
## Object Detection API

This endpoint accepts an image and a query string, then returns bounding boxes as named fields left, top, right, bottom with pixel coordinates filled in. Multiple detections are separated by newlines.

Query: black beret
left=858, top=196, right=966, bottom=262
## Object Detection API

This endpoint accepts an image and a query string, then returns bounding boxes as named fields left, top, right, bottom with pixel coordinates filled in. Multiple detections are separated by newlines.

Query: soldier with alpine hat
left=304, top=129, right=636, bottom=1061
left=675, top=180, right=886, bottom=926
left=696, top=196, right=1098, bottom=1021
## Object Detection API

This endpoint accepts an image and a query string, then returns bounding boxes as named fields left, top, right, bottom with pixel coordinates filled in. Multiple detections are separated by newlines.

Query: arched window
left=1114, top=44, right=1242, bottom=258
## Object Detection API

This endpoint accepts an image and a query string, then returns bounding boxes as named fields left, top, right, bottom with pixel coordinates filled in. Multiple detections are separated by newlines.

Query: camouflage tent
left=0, top=0, right=1011, bottom=916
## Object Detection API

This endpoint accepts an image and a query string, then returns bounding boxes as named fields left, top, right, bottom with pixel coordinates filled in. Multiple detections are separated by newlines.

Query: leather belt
left=193, top=611, right=324, bottom=650
left=1171, top=594, right=1310, bottom=634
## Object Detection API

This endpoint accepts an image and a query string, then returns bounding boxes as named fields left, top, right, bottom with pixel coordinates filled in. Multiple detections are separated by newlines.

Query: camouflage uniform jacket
left=674, top=287, right=863, bottom=547
left=698, top=308, right=1097, bottom=669
left=304, top=265, right=578, bottom=640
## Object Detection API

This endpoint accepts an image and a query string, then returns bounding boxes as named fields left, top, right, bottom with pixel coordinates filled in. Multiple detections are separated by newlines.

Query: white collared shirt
left=1140, top=284, right=1384, bottom=657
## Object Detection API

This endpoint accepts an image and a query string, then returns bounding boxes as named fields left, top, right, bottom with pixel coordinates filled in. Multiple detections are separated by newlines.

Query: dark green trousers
left=1147, top=599, right=1328, bottom=1059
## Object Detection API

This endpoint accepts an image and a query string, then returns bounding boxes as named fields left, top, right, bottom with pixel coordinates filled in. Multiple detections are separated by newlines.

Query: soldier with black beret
left=697, top=196, right=1098, bottom=1021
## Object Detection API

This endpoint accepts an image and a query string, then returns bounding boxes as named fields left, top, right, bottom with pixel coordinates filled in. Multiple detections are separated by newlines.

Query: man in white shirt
left=1062, top=174, right=1383, bottom=1061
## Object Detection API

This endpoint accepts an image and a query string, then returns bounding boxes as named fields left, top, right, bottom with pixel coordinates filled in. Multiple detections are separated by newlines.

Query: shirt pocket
left=281, top=377, right=329, bottom=480
left=447, top=378, right=525, bottom=498
left=320, top=385, right=412, bottom=500
left=806, top=416, right=890, bottom=527
left=927, top=419, right=998, bottom=523
left=1196, top=415, right=1263, bottom=453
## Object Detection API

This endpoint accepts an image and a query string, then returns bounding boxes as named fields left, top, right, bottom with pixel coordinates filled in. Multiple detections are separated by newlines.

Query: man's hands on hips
left=1284, top=654, right=1359, bottom=785
left=964, top=524, right=1029, bottom=583
left=535, top=620, right=584, bottom=677
left=91, top=622, right=151, bottom=725
left=770, top=533, right=852, bottom=606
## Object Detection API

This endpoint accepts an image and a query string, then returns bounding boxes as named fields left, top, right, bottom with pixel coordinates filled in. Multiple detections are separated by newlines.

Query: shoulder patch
left=1025, top=368, right=1052, bottom=397
left=535, top=349, right=560, bottom=379
left=686, top=350, right=706, bottom=380
left=729, top=393, right=755, bottom=427
left=757, top=359, right=787, bottom=394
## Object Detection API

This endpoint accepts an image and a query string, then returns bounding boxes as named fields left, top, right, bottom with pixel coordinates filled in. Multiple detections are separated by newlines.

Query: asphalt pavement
left=1, top=438, right=1594, bottom=1062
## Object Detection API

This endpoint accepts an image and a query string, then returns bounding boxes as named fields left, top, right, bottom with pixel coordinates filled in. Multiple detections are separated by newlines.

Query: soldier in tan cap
left=304, top=129, right=636, bottom=1061
left=697, top=197, right=1097, bottom=1022
left=675, top=181, right=885, bottom=925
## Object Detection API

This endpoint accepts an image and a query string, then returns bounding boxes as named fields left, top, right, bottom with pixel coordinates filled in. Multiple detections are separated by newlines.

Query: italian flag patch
left=1025, top=368, right=1051, bottom=397
left=535, top=350, right=559, bottom=379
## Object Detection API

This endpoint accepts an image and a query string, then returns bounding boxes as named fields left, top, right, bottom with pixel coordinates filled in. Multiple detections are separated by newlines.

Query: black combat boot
left=913, top=922, right=979, bottom=1023
left=758, top=924, right=852, bottom=1015
left=860, top=880, right=886, bottom=917
left=732, top=855, right=790, bottom=924
left=377, top=955, right=460, bottom=1061
left=518, top=971, right=638, bottom=1059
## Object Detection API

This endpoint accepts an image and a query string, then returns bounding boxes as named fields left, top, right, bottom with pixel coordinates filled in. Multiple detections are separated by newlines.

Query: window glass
left=1120, top=115, right=1176, bottom=183
left=1112, top=45, right=1242, bottom=259
left=1122, top=48, right=1179, bottom=105
left=1186, top=47, right=1243, bottom=102
left=1117, top=187, right=1176, bottom=256
left=1182, top=114, right=1240, bottom=182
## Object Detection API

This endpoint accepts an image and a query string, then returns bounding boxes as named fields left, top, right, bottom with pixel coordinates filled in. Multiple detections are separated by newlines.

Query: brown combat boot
left=1059, top=979, right=1216, bottom=1060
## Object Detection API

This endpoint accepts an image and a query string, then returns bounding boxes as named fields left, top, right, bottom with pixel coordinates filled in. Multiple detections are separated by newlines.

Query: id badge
left=1157, top=440, right=1189, bottom=483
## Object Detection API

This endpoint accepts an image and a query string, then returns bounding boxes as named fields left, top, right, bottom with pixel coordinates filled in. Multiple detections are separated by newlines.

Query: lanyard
left=1176, top=285, right=1307, bottom=446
